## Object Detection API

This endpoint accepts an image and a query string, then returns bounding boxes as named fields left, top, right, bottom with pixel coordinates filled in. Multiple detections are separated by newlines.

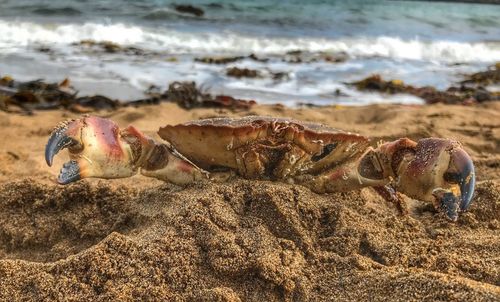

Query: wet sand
left=0, top=102, right=499, bottom=301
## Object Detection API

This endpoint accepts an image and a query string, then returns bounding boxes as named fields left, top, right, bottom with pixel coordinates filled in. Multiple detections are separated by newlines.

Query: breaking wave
left=0, top=20, right=499, bottom=63
left=31, top=7, right=82, bottom=16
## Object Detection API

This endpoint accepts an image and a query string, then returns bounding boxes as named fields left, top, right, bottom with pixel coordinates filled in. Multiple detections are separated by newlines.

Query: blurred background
left=0, top=0, right=499, bottom=106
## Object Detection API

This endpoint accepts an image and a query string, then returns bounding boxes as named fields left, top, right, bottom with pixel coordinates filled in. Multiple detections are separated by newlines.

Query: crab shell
left=158, top=116, right=370, bottom=179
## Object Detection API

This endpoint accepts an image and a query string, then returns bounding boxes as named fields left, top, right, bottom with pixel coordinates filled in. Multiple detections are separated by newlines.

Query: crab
left=45, top=115, right=475, bottom=221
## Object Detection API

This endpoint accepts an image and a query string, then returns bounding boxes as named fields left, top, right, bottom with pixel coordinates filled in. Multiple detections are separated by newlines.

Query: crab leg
left=45, top=116, right=206, bottom=185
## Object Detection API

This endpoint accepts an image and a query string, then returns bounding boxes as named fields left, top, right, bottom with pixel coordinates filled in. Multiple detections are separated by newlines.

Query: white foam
left=0, top=20, right=499, bottom=63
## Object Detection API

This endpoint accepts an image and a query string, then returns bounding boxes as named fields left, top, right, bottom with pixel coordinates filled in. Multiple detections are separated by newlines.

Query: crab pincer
left=46, top=121, right=82, bottom=184
left=45, top=116, right=205, bottom=185
left=386, top=138, right=475, bottom=221
left=46, top=117, right=136, bottom=184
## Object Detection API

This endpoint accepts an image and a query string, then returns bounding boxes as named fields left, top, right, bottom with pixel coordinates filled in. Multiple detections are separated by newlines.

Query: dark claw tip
left=57, top=160, right=81, bottom=184
left=449, top=149, right=476, bottom=211
left=45, top=124, right=77, bottom=167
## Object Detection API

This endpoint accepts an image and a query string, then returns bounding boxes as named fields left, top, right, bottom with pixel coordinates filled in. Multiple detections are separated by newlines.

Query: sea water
left=0, top=0, right=499, bottom=105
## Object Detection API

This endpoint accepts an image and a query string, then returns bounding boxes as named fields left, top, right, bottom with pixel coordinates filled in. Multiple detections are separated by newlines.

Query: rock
left=0, top=76, right=14, bottom=87
left=195, top=54, right=268, bottom=64
left=282, top=50, right=348, bottom=64
left=74, top=40, right=146, bottom=56
left=271, top=72, right=289, bottom=82
left=36, top=46, right=52, bottom=53
left=248, top=53, right=269, bottom=63
left=226, top=67, right=259, bottom=78
left=321, top=52, right=349, bottom=63
left=174, top=4, right=204, bottom=17
left=195, top=56, right=245, bottom=64
left=351, top=75, right=409, bottom=94
left=74, top=95, right=120, bottom=110
left=212, top=95, right=256, bottom=110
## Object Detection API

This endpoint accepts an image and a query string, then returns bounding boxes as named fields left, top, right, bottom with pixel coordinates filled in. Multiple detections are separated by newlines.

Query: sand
left=0, top=102, right=499, bottom=301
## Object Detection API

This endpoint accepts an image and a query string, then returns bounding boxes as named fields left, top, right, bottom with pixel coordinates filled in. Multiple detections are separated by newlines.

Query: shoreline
left=1, top=62, right=498, bottom=114
left=403, top=0, right=500, bottom=4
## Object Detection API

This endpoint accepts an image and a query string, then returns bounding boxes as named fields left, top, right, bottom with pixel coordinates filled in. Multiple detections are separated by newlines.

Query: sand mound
left=0, top=102, right=498, bottom=301
left=0, top=181, right=138, bottom=262
left=0, top=179, right=498, bottom=301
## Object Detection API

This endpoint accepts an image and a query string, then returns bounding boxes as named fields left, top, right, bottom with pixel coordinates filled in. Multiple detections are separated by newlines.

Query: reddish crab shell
left=158, top=116, right=370, bottom=179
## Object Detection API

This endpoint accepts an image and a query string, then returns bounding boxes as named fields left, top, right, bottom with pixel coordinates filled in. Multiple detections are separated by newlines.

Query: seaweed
left=0, top=77, right=254, bottom=114
left=73, top=40, right=147, bottom=56
left=174, top=4, right=204, bottom=17
left=349, top=64, right=500, bottom=105
left=140, top=81, right=256, bottom=110
left=226, top=67, right=260, bottom=78
left=460, top=63, right=500, bottom=86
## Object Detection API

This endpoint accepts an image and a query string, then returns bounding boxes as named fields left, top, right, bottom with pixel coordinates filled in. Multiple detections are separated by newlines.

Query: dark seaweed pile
left=0, top=77, right=255, bottom=114
left=350, top=63, right=500, bottom=105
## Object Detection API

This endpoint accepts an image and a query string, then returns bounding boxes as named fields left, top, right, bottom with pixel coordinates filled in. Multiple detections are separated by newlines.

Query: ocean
left=0, top=0, right=499, bottom=106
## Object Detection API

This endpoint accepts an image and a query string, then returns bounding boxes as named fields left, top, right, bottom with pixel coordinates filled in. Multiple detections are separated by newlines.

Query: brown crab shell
left=158, top=116, right=370, bottom=176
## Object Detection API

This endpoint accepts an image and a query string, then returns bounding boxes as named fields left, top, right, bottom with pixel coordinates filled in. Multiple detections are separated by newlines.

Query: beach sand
left=0, top=102, right=499, bottom=301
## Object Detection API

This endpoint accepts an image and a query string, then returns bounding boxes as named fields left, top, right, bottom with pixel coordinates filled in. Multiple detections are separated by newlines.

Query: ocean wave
left=0, top=20, right=499, bottom=62
left=141, top=8, right=203, bottom=20
left=32, top=7, right=82, bottom=16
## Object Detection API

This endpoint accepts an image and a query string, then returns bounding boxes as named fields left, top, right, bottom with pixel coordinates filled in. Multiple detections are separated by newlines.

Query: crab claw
left=57, top=160, right=81, bottom=184
left=432, top=147, right=475, bottom=221
left=45, top=116, right=146, bottom=184
left=396, top=138, right=475, bottom=221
